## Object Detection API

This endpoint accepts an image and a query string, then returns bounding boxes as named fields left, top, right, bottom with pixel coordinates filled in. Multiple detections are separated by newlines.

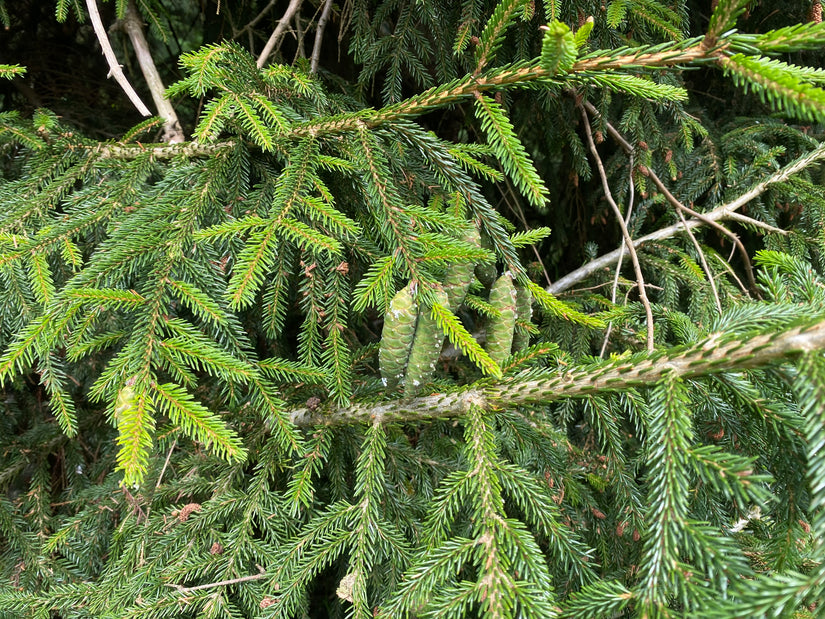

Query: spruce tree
left=2, top=0, right=825, bottom=617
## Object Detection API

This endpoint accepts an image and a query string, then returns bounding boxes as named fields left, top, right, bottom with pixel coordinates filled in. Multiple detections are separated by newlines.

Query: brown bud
left=178, top=502, right=201, bottom=523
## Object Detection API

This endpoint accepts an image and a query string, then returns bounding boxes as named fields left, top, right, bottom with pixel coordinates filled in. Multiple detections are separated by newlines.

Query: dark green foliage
left=2, top=0, right=825, bottom=617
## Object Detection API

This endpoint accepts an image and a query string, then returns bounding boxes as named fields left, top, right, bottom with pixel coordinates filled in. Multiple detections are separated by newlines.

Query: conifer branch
left=88, top=140, right=234, bottom=160
left=289, top=315, right=825, bottom=426
left=293, top=40, right=721, bottom=137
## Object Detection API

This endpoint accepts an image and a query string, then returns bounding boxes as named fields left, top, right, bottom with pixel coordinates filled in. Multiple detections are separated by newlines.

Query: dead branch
left=85, top=0, right=151, bottom=117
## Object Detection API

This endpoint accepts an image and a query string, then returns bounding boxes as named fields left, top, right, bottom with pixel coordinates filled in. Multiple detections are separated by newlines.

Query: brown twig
left=600, top=153, right=636, bottom=356
left=725, top=212, right=788, bottom=235
left=233, top=0, right=277, bottom=39
left=579, top=104, right=655, bottom=350
left=117, top=1, right=184, bottom=143
left=547, top=140, right=825, bottom=295
left=310, top=0, right=334, bottom=74
left=676, top=207, right=723, bottom=313
left=85, top=0, right=151, bottom=117
left=256, top=0, right=304, bottom=69
left=169, top=566, right=267, bottom=593
left=641, top=165, right=759, bottom=297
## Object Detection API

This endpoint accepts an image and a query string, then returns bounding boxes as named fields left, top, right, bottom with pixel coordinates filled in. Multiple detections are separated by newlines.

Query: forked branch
left=548, top=140, right=825, bottom=294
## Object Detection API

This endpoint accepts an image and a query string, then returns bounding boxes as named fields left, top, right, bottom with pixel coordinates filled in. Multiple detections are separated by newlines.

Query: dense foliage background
left=3, top=0, right=825, bottom=617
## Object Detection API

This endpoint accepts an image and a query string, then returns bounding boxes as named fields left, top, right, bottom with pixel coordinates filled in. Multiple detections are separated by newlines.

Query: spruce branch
left=88, top=140, right=234, bottom=160
left=548, top=139, right=825, bottom=294
left=293, top=40, right=719, bottom=137
left=85, top=0, right=151, bottom=117
left=289, top=315, right=825, bottom=426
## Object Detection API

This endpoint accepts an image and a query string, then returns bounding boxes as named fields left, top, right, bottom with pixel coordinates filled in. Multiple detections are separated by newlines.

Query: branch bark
left=289, top=315, right=825, bottom=426
left=117, top=1, right=184, bottom=143
left=85, top=0, right=151, bottom=117
left=88, top=141, right=234, bottom=160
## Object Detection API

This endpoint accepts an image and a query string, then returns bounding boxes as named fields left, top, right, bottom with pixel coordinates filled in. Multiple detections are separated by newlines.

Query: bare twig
left=118, top=1, right=184, bottom=143
left=725, top=212, right=789, bottom=235
left=310, top=0, right=334, bottom=73
left=169, top=566, right=267, bottom=593
left=500, top=176, right=553, bottom=286
left=677, top=207, right=723, bottom=313
left=548, top=140, right=825, bottom=295
left=143, top=439, right=177, bottom=526
left=641, top=165, right=758, bottom=297
left=233, top=0, right=277, bottom=39
left=579, top=104, right=655, bottom=350
left=288, top=317, right=825, bottom=426
left=85, top=0, right=151, bottom=117
left=256, top=0, right=304, bottom=69
left=600, top=153, right=636, bottom=356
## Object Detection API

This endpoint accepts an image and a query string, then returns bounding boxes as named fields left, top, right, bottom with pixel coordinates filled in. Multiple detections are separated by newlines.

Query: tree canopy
left=3, top=0, right=825, bottom=617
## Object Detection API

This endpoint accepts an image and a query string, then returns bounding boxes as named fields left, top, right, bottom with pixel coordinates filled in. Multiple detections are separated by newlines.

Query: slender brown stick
left=119, top=1, right=184, bottom=143
left=85, top=0, right=151, bottom=117
left=676, top=207, right=723, bottom=313
left=724, top=212, right=788, bottom=235
left=169, top=568, right=267, bottom=593
left=256, top=0, right=304, bottom=68
left=641, top=165, right=759, bottom=296
left=310, top=0, right=334, bottom=73
left=600, top=154, right=636, bottom=356
left=547, top=140, right=825, bottom=295
left=579, top=104, right=655, bottom=350
left=233, top=0, right=277, bottom=39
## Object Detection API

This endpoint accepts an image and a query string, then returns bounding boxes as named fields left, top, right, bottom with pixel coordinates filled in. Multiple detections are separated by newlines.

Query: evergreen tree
left=2, top=0, right=825, bottom=617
